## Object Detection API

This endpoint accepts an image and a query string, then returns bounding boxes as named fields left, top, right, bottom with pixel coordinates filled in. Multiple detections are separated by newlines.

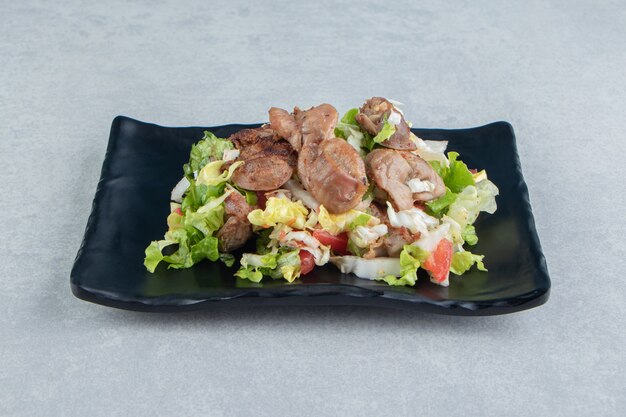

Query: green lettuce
left=446, top=180, right=499, bottom=230
left=144, top=190, right=233, bottom=273
left=234, top=186, right=258, bottom=206
left=235, top=249, right=301, bottom=283
left=425, top=187, right=458, bottom=216
left=450, top=251, right=487, bottom=275
left=144, top=229, right=220, bottom=273
left=334, top=108, right=359, bottom=139
left=372, top=119, right=396, bottom=144
left=335, top=108, right=376, bottom=152
left=376, top=245, right=429, bottom=286
left=219, top=253, right=236, bottom=267
left=189, top=131, right=234, bottom=172
left=462, top=224, right=478, bottom=246
left=430, top=152, right=475, bottom=193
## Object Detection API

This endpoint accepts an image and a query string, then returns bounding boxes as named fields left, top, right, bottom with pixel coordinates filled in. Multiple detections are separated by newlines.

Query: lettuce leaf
left=219, top=253, right=236, bottom=267
left=144, top=229, right=219, bottom=272
left=376, top=245, right=429, bottom=286
left=462, top=224, right=478, bottom=246
left=430, top=152, right=475, bottom=194
left=189, top=131, right=234, bottom=172
left=235, top=249, right=301, bottom=283
left=196, top=160, right=243, bottom=187
left=335, top=108, right=375, bottom=152
left=450, top=251, right=487, bottom=275
left=145, top=188, right=231, bottom=272
left=318, top=205, right=379, bottom=235
left=425, top=187, right=457, bottom=216
left=234, top=186, right=257, bottom=206
left=372, top=119, right=396, bottom=144
left=446, top=180, right=499, bottom=230
left=334, top=108, right=359, bottom=139
left=248, top=197, right=309, bottom=229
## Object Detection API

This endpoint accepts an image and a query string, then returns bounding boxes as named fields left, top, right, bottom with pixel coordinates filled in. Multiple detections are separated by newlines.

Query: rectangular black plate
left=70, top=116, right=550, bottom=316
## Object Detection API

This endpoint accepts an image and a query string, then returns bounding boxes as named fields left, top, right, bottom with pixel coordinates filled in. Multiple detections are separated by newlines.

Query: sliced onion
left=170, top=177, right=190, bottom=203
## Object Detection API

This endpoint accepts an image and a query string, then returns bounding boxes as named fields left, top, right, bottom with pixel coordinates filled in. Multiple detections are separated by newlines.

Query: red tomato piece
left=422, top=239, right=452, bottom=283
left=299, top=250, right=315, bottom=275
left=174, top=207, right=183, bottom=216
left=312, top=230, right=349, bottom=255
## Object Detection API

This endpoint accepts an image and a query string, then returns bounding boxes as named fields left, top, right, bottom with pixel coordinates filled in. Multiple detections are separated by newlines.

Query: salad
left=145, top=98, right=499, bottom=287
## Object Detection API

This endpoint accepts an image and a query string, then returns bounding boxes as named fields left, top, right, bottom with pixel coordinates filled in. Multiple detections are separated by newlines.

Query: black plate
left=70, top=116, right=550, bottom=316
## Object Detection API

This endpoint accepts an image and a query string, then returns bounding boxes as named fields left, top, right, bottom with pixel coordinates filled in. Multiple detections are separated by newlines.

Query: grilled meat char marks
left=356, top=97, right=416, bottom=151
left=228, top=127, right=296, bottom=191
left=366, top=148, right=445, bottom=211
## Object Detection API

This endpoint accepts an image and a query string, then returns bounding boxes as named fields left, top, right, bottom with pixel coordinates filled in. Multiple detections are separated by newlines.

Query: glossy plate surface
left=71, top=116, right=550, bottom=315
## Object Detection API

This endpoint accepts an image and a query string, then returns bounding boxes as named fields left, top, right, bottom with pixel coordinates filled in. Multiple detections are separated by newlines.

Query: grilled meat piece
left=228, top=127, right=296, bottom=191
left=303, top=138, right=368, bottom=213
left=269, top=103, right=338, bottom=152
left=217, top=191, right=255, bottom=252
left=355, top=97, right=416, bottom=151
left=366, top=149, right=444, bottom=211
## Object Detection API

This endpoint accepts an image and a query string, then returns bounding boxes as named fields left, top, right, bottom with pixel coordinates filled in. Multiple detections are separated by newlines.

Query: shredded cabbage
left=196, top=160, right=244, bottom=187
left=386, top=202, right=438, bottom=235
left=318, top=205, right=379, bottom=235
left=235, top=249, right=302, bottom=283
left=349, top=224, right=388, bottom=249
left=248, top=197, right=309, bottom=229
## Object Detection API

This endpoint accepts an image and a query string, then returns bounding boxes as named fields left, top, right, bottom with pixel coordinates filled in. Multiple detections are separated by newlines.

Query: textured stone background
left=1, top=1, right=624, bottom=416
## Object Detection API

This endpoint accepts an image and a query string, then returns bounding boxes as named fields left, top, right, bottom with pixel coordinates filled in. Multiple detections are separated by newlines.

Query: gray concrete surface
left=1, top=0, right=625, bottom=416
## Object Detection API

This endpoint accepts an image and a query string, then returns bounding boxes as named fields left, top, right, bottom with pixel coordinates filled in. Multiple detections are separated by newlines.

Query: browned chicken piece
left=269, top=103, right=339, bottom=159
left=366, top=149, right=445, bottom=211
left=217, top=191, right=255, bottom=252
left=365, top=202, right=420, bottom=257
left=366, top=149, right=414, bottom=211
left=270, top=103, right=366, bottom=211
left=296, top=137, right=320, bottom=190
left=269, top=104, right=338, bottom=150
left=355, top=97, right=416, bottom=151
left=401, top=152, right=446, bottom=201
left=268, top=107, right=301, bottom=151
left=303, top=138, right=368, bottom=213
left=298, top=104, right=338, bottom=144
left=228, top=127, right=297, bottom=191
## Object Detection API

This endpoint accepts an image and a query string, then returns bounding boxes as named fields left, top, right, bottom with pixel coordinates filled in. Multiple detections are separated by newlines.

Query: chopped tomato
left=469, top=168, right=478, bottom=174
left=299, top=250, right=315, bottom=275
left=173, top=208, right=183, bottom=216
left=256, top=192, right=268, bottom=210
left=422, top=239, right=452, bottom=283
left=312, top=230, right=349, bottom=255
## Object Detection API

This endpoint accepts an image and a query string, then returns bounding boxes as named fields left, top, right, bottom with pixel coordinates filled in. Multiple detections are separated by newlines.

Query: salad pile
left=145, top=98, right=498, bottom=287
